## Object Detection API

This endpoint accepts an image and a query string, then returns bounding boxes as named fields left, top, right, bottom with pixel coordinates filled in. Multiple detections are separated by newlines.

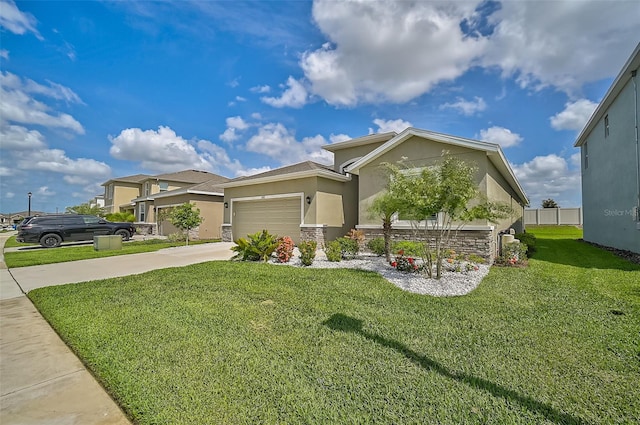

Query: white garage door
left=232, top=197, right=302, bottom=243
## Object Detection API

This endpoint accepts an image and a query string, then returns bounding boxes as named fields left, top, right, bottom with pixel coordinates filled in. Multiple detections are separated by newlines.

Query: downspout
left=633, top=69, right=640, bottom=222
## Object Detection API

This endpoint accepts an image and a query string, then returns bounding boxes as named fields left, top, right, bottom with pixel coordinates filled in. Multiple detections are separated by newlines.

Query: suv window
left=34, top=217, right=60, bottom=225
left=82, top=216, right=101, bottom=224
left=63, top=216, right=85, bottom=225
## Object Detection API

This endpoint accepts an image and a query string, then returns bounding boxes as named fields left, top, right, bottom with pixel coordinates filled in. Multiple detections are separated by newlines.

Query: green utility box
left=93, top=235, right=122, bottom=251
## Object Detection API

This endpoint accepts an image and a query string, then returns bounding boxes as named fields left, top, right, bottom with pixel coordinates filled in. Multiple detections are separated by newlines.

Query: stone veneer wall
left=135, top=222, right=157, bottom=236
left=300, top=226, right=328, bottom=246
left=222, top=225, right=233, bottom=242
left=360, top=227, right=497, bottom=263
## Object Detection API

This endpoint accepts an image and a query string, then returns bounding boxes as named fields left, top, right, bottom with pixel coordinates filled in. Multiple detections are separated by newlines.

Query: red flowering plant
left=390, top=249, right=421, bottom=273
left=275, top=236, right=295, bottom=263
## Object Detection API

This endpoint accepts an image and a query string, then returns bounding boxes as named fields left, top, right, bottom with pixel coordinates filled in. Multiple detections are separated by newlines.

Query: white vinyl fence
left=524, top=208, right=582, bottom=226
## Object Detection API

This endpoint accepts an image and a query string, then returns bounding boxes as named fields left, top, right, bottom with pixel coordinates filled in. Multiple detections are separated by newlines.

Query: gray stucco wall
left=580, top=76, right=640, bottom=254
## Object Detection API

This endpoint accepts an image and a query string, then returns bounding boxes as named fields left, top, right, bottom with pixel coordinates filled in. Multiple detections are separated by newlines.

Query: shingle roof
left=152, top=170, right=229, bottom=184
left=107, top=174, right=152, bottom=184
left=229, top=161, right=335, bottom=183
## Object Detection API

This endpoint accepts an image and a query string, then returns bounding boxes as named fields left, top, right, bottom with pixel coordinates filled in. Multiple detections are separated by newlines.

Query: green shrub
left=467, top=253, right=486, bottom=264
left=167, top=232, right=186, bottom=243
left=497, top=242, right=528, bottom=267
left=515, top=232, right=537, bottom=257
left=106, top=212, right=136, bottom=222
left=392, top=240, right=424, bottom=257
left=298, top=240, right=317, bottom=266
left=338, top=237, right=359, bottom=259
left=366, top=237, right=386, bottom=256
left=276, top=236, right=295, bottom=263
left=231, top=230, right=279, bottom=262
left=325, top=240, right=343, bottom=262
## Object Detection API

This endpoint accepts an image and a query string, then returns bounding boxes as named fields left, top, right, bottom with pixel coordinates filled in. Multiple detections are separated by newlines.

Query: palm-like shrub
left=231, top=230, right=279, bottom=262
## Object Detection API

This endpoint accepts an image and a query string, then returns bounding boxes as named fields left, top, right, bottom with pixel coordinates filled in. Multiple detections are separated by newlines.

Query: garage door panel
left=233, top=198, right=301, bottom=243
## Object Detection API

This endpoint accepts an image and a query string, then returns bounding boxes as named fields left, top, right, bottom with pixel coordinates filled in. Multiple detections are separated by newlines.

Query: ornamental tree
left=65, top=202, right=105, bottom=217
left=168, top=202, right=203, bottom=245
left=368, top=190, right=404, bottom=262
left=384, top=155, right=512, bottom=279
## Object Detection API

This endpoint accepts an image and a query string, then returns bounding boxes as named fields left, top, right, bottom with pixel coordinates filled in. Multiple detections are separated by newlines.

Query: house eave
left=322, top=132, right=397, bottom=152
left=574, top=42, right=640, bottom=147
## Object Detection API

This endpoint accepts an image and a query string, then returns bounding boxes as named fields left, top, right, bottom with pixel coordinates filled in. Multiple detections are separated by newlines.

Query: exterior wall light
left=224, top=202, right=229, bottom=208
left=306, top=196, right=311, bottom=205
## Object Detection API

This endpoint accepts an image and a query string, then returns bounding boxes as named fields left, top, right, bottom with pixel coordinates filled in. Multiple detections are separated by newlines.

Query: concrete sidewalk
left=0, top=236, right=234, bottom=424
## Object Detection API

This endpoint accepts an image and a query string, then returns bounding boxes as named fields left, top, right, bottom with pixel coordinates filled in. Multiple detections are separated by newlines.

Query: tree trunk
left=383, top=218, right=392, bottom=263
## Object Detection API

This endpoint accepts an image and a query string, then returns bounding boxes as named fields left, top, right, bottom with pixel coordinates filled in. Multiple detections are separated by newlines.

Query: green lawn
left=4, top=238, right=219, bottom=268
left=29, top=227, right=639, bottom=424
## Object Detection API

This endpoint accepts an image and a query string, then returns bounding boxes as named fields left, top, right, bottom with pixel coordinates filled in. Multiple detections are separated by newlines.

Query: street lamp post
left=28, top=192, right=32, bottom=216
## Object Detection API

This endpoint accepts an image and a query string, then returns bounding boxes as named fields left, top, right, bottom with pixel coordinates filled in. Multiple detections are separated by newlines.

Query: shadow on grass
left=323, top=313, right=586, bottom=425
left=532, top=238, right=640, bottom=271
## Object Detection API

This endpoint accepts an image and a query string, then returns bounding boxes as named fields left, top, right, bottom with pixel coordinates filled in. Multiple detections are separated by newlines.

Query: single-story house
left=220, top=127, right=528, bottom=261
left=574, top=42, right=640, bottom=254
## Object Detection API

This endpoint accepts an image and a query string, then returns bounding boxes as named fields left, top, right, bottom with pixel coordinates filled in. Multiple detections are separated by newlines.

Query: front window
left=138, top=202, right=146, bottom=222
left=107, top=184, right=114, bottom=200
left=143, top=182, right=151, bottom=196
left=159, top=181, right=169, bottom=192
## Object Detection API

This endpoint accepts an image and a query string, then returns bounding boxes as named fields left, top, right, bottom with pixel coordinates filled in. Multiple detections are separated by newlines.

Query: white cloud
left=251, top=112, right=262, bottom=120
left=5, top=191, right=14, bottom=198
left=235, top=96, right=246, bottom=102
left=110, top=126, right=214, bottom=173
left=17, top=148, right=111, bottom=178
left=0, top=0, right=42, bottom=39
left=477, top=126, right=522, bottom=148
left=0, top=124, right=46, bottom=150
left=36, top=186, right=56, bottom=197
left=0, top=72, right=84, bottom=133
left=329, top=133, right=351, bottom=144
left=0, top=49, right=8, bottom=59
left=196, top=139, right=248, bottom=176
left=284, top=1, right=638, bottom=106
left=482, top=1, right=639, bottom=93
left=550, top=99, right=598, bottom=131
left=219, top=116, right=249, bottom=143
left=300, top=1, right=484, bottom=105
left=245, top=123, right=333, bottom=165
left=234, top=166, right=272, bottom=177
left=440, top=96, right=487, bottom=116
left=370, top=118, right=412, bottom=135
left=512, top=154, right=581, bottom=207
left=261, top=76, right=308, bottom=108
left=251, top=85, right=271, bottom=93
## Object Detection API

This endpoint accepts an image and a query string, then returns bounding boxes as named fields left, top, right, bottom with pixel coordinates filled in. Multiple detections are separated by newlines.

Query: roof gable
left=574, top=42, right=640, bottom=147
left=345, top=127, right=529, bottom=206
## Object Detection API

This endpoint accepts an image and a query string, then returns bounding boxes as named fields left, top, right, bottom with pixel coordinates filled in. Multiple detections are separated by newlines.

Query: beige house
left=221, top=128, right=528, bottom=261
left=102, top=170, right=229, bottom=239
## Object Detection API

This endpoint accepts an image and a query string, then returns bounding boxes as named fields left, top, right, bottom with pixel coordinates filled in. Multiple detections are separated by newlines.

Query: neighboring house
left=221, top=128, right=528, bottom=261
left=89, top=194, right=105, bottom=209
left=0, top=211, right=46, bottom=227
left=574, top=43, right=640, bottom=254
left=102, top=170, right=230, bottom=239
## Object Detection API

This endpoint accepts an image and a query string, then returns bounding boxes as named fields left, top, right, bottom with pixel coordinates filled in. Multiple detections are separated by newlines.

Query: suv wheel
left=115, top=229, right=131, bottom=241
left=40, top=233, right=62, bottom=248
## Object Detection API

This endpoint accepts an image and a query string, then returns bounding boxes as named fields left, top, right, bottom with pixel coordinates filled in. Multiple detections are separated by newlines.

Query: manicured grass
left=4, top=238, right=219, bottom=268
left=525, top=225, right=583, bottom=240
left=29, top=230, right=639, bottom=424
left=3, top=235, right=35, bottom=248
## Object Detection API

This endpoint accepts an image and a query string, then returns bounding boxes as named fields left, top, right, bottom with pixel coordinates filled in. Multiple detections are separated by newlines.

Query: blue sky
left=1, top=0, right=639, bottom=213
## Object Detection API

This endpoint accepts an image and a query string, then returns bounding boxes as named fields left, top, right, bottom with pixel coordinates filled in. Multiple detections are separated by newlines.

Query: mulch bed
left=579, top=239, right=640, bottom=265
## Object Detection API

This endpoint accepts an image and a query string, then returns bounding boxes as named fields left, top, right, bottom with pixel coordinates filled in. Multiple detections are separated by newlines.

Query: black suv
left=16, top=214, right=136, bottom=248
